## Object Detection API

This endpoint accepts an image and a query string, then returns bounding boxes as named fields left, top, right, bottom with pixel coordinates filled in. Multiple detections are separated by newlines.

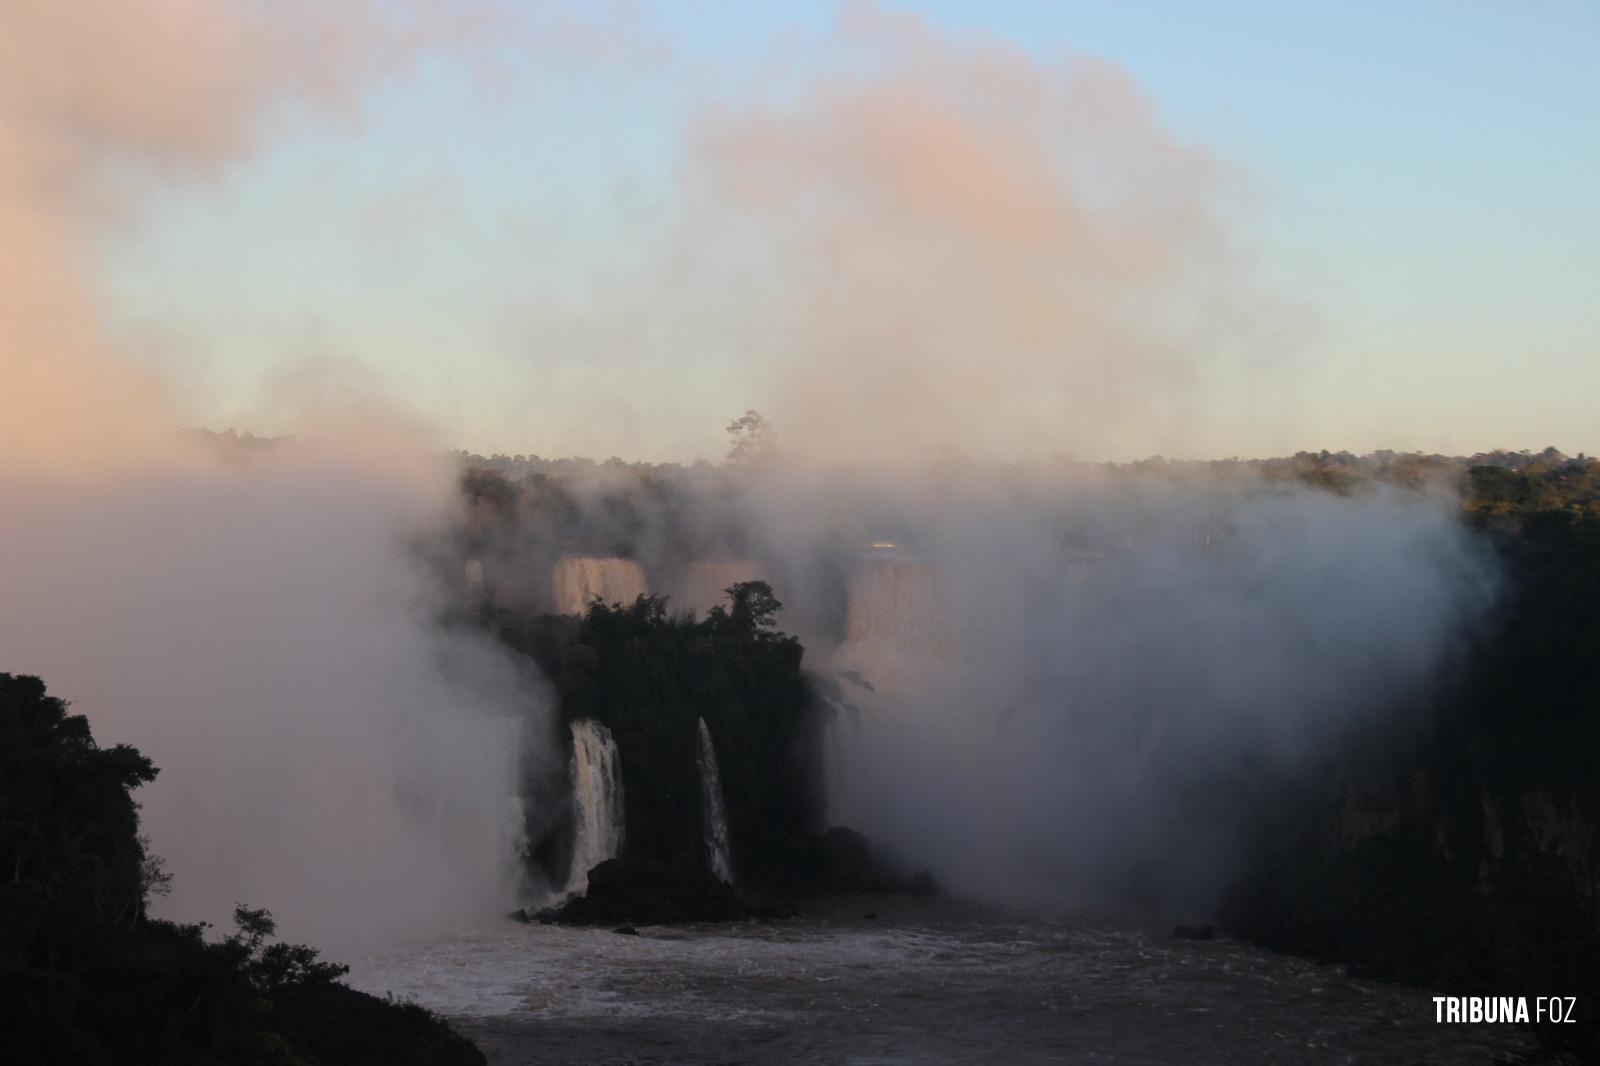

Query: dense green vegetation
left=486, top=583, right=847, bottom=892
left=1223, top=453, right=1600, bottom=1060
left=0, top=673, right=484, bottom=1066
left=458, top=445, right=1600, bottom=1057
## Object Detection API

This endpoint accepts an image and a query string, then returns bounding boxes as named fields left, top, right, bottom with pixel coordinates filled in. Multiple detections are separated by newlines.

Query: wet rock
left=536, top=858, right=751, bottom=926
left=612, top=925, right=640, bottom=936
left=800, top=827, right=943, bottom=896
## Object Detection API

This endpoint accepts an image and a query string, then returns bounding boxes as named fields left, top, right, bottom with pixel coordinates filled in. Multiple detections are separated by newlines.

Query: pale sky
left=95, top=1, right=1599, bottom=462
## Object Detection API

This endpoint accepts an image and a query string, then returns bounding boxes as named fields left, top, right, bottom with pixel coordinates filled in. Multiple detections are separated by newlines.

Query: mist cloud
left=797, top=467, right=1495, bottom=908
left=0, top=0, right=1499, bottom=939
left=0, top=0, right=539, bottom=949
left=464, top=456, right=1495, bottom=912
left=658, top=4, right=1274, bottom=462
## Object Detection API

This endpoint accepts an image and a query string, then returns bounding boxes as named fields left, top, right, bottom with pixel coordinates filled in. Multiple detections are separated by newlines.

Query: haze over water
left=1, top=3, right=1592, bottom=1063
left=348, top=897, right=1530, bottom=1065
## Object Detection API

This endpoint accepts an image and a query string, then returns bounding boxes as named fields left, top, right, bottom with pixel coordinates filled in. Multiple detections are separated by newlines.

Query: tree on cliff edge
left=725, top=409, right=779, bottom=466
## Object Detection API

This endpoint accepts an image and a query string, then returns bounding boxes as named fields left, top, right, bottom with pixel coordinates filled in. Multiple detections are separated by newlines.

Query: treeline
left=451, top=446, right=1600, bottom=550
left=0, top=674, right=484, bottom=1066
left=457, top=459, right=748, bottom=565
left=183, top=424, right=1600, bottom=503
left=1221, top=459, right=1600, bottom=1061
left=479, top=583, right=917, bottom=897
left=453, top=444, right=1599, bottom=490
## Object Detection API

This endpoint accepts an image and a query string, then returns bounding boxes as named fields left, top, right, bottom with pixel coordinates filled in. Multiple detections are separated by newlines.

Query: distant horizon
left=7, top=2, right=1596, bottom=468
left=52, top=2, right=1600, bottom=462
left=188, top=425, right=1593, bottom=468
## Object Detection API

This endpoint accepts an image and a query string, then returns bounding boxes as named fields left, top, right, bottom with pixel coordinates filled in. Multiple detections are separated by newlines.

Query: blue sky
left=100, top=1, right=1599, bottom=461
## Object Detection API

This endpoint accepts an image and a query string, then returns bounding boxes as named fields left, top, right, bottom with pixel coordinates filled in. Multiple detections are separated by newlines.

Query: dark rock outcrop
left=1221, top=503, right=1600, bottom=1063
left=790, top=826, right=941, bottom=896
left=537, top=859, right=751, bottom=925
left=533, top=826, right=940, bottom=929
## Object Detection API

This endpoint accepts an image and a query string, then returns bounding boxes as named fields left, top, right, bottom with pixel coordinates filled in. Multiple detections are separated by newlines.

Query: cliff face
left=1226, top=763, right=1600, bottom=977
left=1223, top=508, right=1600, bottom=1059
left=496, top=586, right=829, bottom=893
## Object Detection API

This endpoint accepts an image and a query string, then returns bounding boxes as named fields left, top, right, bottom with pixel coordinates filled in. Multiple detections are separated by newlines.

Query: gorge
left=443, top=448, right=1599, bottom=1062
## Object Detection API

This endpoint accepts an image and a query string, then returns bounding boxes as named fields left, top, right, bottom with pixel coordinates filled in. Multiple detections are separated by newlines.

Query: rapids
left=348, top=896, right=1529, bottom=1065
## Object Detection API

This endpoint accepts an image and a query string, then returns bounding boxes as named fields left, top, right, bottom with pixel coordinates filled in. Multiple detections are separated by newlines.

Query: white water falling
left=674, top=559, right=765, bottom=616
left=565, top=718, right=626, bottom=894
left=552, top=556, right=649, bottom=615
left=834, top=548, right=1034, bottom=695
left=695, top=718, right=735, bottom=884
left=821, top=698, right=867, bottom=830
left=832, top=554, right=951, bottom=695
left=824, top=549, right=1031, bottom=897
left=845, top=558, right=941, bottom=651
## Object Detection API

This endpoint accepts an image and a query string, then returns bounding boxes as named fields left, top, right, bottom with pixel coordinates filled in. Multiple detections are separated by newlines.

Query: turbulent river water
left=347, top=896, right=1528, bottom=1065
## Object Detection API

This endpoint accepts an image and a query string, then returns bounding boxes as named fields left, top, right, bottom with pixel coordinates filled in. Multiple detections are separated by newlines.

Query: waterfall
left=695, top=718, right=734, bottom=884
left=845, top=557, right=944, bottom=656
left=565, top=718, right=625, bottom=894
left=834, top=556, right=950, bottom=694
left=552, top=556, right=649, bottom=615
left=837, top=550, right=1038, bottom=694
left=675, top=559, right=764, bottom=616
left=822, top=699, right=864, bottom=830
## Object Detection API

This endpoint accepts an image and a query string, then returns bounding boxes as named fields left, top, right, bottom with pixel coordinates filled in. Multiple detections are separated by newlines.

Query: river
left=347, top=896, right=1530, bottom=1064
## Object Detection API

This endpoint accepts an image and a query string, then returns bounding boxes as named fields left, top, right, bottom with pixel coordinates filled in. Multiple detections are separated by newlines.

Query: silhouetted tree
left=0, top=673, right=484, bottom=1065
left=724, top=409, right=779, bottom=466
